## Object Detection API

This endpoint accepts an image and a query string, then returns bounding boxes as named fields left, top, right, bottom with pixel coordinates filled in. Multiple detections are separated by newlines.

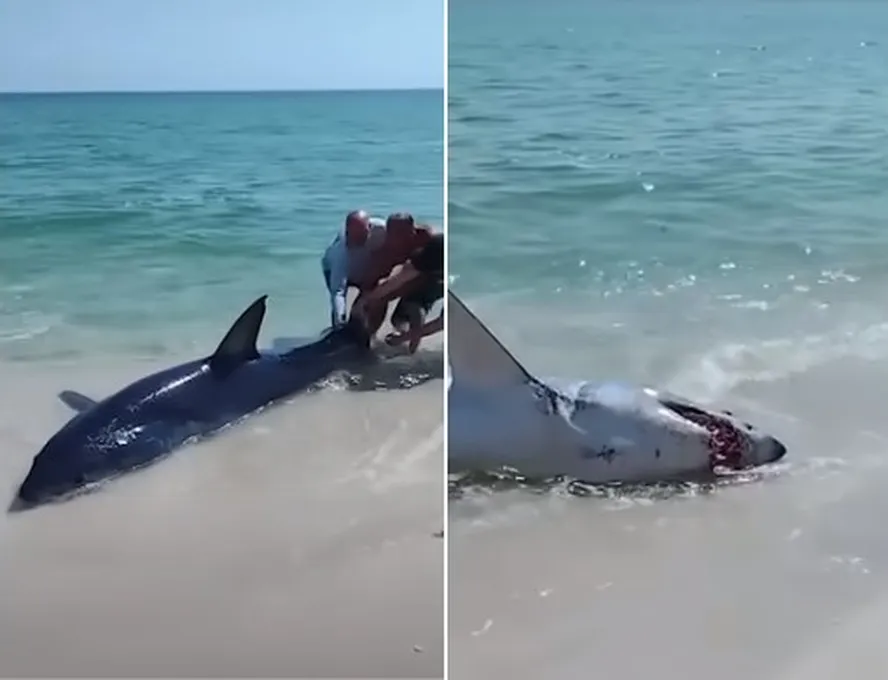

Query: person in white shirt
left=320, top=210, right=387, bottom=328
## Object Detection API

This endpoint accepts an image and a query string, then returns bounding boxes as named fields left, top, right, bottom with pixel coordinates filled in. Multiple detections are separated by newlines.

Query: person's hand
left=385, top=328, right=421, bottom=354
left=384, top=330, right=405, bottom=346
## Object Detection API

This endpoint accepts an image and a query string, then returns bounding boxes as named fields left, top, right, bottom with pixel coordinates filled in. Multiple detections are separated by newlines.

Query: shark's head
left=12, top=422, right=101, bottom=511
left=11, top=398, right=166, bottom=513
left=655, top=392, right=788, bottom=470
left=558, top=381, right=788, bottom=479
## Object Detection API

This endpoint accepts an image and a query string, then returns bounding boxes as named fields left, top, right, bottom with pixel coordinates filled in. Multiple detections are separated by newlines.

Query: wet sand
left=0, top=347, right=444, bottom=677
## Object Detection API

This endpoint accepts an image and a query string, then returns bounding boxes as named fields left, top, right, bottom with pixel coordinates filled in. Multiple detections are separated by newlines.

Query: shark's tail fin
left=447, top=290, right=534, bottom=389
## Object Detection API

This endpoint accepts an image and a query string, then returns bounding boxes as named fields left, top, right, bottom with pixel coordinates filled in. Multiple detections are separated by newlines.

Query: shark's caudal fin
left=448, top=290, right=535, bottom=389
left=209, top=295, right=267, bottom=374
left=58, top=390, right=99, bottom=413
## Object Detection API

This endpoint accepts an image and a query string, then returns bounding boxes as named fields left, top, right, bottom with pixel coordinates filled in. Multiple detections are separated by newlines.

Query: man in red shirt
left=353, top=213, right=443, bottom=352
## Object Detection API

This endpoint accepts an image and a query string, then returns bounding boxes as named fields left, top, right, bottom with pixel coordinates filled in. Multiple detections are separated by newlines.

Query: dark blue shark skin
left=11, top=295, right=371, bottom=512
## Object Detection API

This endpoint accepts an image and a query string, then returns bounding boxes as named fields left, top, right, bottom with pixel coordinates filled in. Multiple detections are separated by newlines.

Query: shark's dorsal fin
left=209, top=295, right=267, bottom=375
left=447, top=290, right=535, bottom=389
left=58, top=390, right=99, bottom=413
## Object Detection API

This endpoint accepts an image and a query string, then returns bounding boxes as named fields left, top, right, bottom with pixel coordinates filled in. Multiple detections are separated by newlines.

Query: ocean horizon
left=0, top=86, right=443, bottom=95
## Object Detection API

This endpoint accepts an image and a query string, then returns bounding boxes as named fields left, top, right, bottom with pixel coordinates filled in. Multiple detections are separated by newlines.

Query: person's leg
left=420, top=277, right=444, bottom=311
left=388, top=271, right=435, bottom=327
left=391, top=297, right=425, bottom=334
left=407, top=276, right=443, bottom=321
left=388, top=276, right=443, bottom=347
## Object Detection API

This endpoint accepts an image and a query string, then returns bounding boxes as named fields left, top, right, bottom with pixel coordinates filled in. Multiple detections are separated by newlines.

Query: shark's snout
left=10, top=452, right=72, bottom=512
left=768, top=436, right=788, bottom=463
left=7, top=495, right=29, bottom=513
left=10, top=474, right=39, bottom=512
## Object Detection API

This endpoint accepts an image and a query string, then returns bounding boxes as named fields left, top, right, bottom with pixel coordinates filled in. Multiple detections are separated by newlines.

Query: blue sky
left=0, top=0, right=444, bottom=92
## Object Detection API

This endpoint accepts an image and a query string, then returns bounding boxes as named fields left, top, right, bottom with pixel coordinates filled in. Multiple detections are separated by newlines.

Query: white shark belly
left=546, top=379, right=715, bottom=482
left=448, top=382, right=553, bottom=471
left=448, top=378, right=715, bottom=483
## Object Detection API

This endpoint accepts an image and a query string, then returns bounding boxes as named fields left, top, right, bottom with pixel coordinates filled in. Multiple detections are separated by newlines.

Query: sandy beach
left=0, top=344, right=444, bottom=677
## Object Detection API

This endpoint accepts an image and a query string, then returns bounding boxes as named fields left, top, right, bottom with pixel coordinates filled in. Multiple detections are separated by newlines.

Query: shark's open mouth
left=660, top=400, right=748, bottom=470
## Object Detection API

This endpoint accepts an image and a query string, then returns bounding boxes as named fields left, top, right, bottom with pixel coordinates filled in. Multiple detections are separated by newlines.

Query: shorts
left=390, top=275, right=444, bottom=329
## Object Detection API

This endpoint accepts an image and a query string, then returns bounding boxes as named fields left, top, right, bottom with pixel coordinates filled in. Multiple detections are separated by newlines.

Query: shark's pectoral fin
left=58, top=390, right=99, bottom=413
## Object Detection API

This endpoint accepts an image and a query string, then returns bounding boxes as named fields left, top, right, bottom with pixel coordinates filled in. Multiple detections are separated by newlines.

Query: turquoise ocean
left=448, top=2, right=888, bottom=678
left=0, top=90, right=444, bottom=676
left=1, top=89, right=443, bottom=358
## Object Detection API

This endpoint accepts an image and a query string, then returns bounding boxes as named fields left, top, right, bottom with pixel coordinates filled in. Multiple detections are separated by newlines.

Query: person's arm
left=385, top=309, right=443, bottom=353
left=362, top=262, right=422, bottom=305
left=418, top=310, right=443, bottom=337
left=362, top=235, right=443, bottom=304
left=323, top=240, right=349, bottom=326
left=354, top=235, right=443, bottom=320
